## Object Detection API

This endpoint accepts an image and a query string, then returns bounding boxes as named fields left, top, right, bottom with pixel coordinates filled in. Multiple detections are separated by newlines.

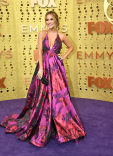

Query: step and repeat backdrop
left=0, top=0, right=113, bottom=102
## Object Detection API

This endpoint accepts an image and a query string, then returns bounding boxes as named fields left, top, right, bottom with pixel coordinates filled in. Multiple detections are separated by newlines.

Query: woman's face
left=45, top=14, right=56, bottom=29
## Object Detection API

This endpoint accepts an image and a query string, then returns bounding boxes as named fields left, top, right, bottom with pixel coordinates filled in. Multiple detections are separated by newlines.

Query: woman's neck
left=48, top=27, right=58, bottom=33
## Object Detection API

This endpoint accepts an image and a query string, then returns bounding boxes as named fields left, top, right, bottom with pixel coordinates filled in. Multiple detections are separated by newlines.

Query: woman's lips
left=48, top=24, right=53, bottom=27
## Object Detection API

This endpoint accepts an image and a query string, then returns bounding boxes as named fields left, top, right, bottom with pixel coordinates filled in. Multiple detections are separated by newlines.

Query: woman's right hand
left=57, top=54, right=65, bottom=60
left=36, top=69, right=43, bottom=79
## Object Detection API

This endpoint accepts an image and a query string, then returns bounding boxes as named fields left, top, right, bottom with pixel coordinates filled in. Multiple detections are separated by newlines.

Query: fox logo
left=30, top=0, right=57, bottom=8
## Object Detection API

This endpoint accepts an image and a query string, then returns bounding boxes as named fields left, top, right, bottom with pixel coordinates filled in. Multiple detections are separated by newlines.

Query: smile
left=48, top=24, right=53, bottom=26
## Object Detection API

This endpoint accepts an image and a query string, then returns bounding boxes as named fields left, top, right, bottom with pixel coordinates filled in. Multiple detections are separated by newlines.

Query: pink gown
left=0, top=32, right=86, bottom=147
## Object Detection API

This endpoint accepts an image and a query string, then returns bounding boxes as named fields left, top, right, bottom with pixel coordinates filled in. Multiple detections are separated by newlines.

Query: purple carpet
left=0, top=97, right=113, bottom=156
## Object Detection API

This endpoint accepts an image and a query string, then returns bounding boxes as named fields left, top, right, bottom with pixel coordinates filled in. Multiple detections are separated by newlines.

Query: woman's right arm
left=36, top=31, right=44, bottom=79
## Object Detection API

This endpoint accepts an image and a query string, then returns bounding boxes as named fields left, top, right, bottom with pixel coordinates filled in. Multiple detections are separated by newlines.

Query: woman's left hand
left=57, top=54, right=65, bottom=60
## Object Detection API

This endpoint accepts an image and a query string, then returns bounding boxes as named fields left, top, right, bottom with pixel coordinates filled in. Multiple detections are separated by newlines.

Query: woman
left=0, top=11, right=86, bottom=147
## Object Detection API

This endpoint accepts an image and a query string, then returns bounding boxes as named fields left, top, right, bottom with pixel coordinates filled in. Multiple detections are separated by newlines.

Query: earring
left=56, top=25, right=59, bottom=30
left=55, top=24, right=57, bottom=29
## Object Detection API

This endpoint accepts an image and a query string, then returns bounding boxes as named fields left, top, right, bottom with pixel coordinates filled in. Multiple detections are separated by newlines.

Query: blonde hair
left=45, top=10, right=59, bottom=30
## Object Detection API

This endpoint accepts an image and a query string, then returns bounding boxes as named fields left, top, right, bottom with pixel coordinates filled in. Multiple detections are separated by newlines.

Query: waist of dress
left=43, top=50, right=60, bottom=60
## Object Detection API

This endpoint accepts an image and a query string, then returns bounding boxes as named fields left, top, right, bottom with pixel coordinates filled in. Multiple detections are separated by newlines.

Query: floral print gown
left=0, top=31, right=86, bottom=147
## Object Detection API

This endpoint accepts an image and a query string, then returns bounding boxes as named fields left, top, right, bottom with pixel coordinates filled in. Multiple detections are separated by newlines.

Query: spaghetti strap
left=45, top=30, right=48, bottom=37
left=45, top=30, right=61, bottom=45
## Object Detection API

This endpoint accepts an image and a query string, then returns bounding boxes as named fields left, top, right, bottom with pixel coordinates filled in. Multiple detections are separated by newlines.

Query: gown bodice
left=42, top=32, right=62, bottom=55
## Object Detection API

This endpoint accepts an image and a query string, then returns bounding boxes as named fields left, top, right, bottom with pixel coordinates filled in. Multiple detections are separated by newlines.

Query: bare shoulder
left=38, top=30, right=47, bottom=40
left=39, top=30, right=47, bottom=35
left=58, top=32, right=67, bottom=42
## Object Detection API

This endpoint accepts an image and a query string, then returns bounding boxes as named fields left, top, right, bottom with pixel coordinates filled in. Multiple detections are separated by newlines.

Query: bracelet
left=39, top=69, right=44, bottom=71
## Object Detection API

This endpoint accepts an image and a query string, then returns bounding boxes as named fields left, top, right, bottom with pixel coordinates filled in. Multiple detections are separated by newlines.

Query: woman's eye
left=46, top=18, right=53, bottom=21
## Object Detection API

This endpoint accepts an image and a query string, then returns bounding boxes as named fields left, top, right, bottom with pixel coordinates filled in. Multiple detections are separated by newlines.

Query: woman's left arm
left=58, top=33, right=74, bottom=60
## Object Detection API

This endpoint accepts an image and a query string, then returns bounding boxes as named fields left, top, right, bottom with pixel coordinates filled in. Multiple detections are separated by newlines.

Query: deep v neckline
left=47, top=31, right=58, bottom=50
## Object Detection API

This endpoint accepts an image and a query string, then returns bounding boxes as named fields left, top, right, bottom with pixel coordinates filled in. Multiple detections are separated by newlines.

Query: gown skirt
left=0, top=32, right=86, bottom=147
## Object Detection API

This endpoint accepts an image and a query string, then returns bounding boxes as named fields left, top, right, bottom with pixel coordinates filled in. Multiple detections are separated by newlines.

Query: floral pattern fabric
left=0, top=32, right=86, bottom=147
